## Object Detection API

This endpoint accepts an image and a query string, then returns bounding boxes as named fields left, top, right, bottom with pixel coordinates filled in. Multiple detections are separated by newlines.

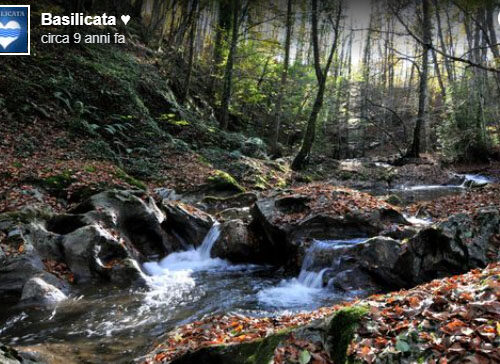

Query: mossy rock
left=206, top=170, right=245, bottom=193
left=254, top=175, right=269, bottom=190
left=324, top=306, right=368, bottom=364
left=40, top=171, right=75, bottom=193
left=385, top=194, right=403, bottom=206
left=114, top=168, right=147, bottom=190
left=171, top=331, right=289, bottom=364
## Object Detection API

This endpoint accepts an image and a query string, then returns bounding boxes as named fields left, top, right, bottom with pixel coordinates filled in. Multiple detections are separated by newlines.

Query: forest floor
left=145, top=263, right=500, bottom=364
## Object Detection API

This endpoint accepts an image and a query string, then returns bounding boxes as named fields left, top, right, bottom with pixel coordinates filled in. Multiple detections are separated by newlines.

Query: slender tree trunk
left=433, top=0, right=453, bottom=85
left=182, top=0, right=199, bottom=104
left=343, top=28, right=353, bottom=158
left=292, top=0, right=343, bottom=170
left=432, top=49, right=446, bottom=100
left=359, top=3, right=374, bottom=157
left=406, top=0, right=431, bottom=158
left=295, top=3, right=307, bottom=65
left=271, top=0, right=293, bottom=156
left=485, top=1, right=500, bottom=91
left=220, top=0, right=240, bottom=130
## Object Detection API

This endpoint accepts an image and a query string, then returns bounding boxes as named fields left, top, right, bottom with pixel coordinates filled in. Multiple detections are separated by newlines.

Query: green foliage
left=299, top=350, right=312, bottom=364
left=124, top=157, right=159, bottom=179
left=83, top=140, right=116, bottom=160
left=438, top=78, right=492, bottom=162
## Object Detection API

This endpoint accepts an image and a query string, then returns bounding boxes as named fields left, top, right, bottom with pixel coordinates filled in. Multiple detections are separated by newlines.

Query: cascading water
left=461, top=174, right=494, bottom=186
left=143, top=222, right=224, bottom=275
left=142, top=223, right=229, bottom=305
left=257, top=238, right=366, bottom=308
left=400, top=174, right=493, bottom=223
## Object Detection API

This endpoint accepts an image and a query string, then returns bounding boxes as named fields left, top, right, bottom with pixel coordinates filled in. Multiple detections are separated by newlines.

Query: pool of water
left=0, top=227, right=351, bottom=363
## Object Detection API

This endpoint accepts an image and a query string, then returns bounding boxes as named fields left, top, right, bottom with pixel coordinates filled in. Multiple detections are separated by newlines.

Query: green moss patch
left=206, top=170, right=245, bottom=193
left=325, top=306, right=368, bottom=364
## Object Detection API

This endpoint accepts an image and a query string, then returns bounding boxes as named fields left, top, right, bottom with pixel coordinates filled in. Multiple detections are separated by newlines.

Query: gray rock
left=251, top=189, right=406, bottom=266
left=162, top=200, right=215, bottom=247
left=211, top=220, right=261, bottom=264
left=0, top=343, right=45, bottom=364
left=20, top=277, right=67, bottom=304
left=0, top=253, right=46, bottom=303
left=311, top=237, right=404, bottom=292
left=155, top=188, right=182, bottom=201
left=395, top=207, right=500, bottom=286
left=76, top=190, right=175, bottom=260
left=216, top=207, right=252, bottom=223
left=62, top=225, right=143, bottom=285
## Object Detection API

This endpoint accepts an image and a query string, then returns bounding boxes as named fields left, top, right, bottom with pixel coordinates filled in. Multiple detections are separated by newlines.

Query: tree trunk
left=209, top=0, right=231, bottom=96
left=182, top=0, right=199, bottom=104
left=220, top=0, right=240, bottom=130
left=406, top=0, right=431, bottom=158
left=271, top=0, right=293, bottom=156
left=292, top=0, right=342, bottom=170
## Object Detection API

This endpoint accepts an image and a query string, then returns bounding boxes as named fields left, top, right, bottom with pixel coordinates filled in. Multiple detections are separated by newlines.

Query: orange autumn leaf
left=408, top=296, right=420, bottom=307
left=440, top=319, right=466, bottom=334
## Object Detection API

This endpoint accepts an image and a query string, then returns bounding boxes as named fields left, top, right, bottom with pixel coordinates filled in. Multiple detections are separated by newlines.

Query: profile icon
left=0, top=5, right=30, bottom=55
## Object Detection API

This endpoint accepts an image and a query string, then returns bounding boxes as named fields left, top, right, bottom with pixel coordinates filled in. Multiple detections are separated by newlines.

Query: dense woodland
left=66, top=0, right=500, bottom=165
left=1, top=1, right=500, bottom=364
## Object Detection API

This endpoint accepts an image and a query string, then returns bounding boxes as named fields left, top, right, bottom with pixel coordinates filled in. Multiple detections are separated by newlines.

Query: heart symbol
left=121, top=15, right=131, bottom=26
left=0, top=21, right=21, bottom=50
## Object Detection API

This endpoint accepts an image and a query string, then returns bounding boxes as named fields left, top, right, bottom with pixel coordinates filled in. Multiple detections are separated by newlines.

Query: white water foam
left=142, top=223, right=229, bottom=303
left=462, top=174, right=493, bottom=185
left=257, top=239, right=366, bottom=308
left=143, top=223, right=226, bottom=274
left=404, top=214, right=433, bottom=226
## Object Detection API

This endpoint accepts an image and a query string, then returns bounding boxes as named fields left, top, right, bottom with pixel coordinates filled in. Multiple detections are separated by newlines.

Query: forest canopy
left=111, top=0, right=500, bottom=166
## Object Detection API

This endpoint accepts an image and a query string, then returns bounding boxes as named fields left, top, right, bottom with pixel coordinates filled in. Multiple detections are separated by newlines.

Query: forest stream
left=0, top=176, right=492, bottom=364
left=2, top=1, right=500, bottom=362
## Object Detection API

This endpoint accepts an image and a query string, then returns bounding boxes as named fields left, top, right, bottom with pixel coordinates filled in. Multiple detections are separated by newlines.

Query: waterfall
left=461, top=174, right=493, bottom=187
left=143, top=222, right=225, bottom=276
left=297, top=269, right=329, bottom=289
left=198, top=223, right=222, bottom=259
left=257, top=238, right=367, bottom=308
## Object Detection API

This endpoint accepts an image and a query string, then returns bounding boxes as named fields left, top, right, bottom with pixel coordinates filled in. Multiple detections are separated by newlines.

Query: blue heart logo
left=0, top=21, right=21, bottom=50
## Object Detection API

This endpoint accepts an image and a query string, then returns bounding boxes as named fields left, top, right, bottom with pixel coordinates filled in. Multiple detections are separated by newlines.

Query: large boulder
left=302, top=237, right=404, bottom=293
left=0, top=253, right=48, bottom=303
left=0, top=190, right=180, bottom=305
left=61, top=225, right=144, bottom=285
left=252, top=185, right=406, bottom=266
left=161, top=200, right=215, bottom=247
left=20, top=277, right=67, bottom=305
left=72, top=190, right=175, bottom=260
left=211, top=220, right=263, bottom=264
left=395, top=207, right=500, bottom=286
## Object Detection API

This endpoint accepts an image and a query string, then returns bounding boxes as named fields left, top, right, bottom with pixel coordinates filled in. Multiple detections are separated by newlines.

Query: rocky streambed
left=0, top=177, right=498, bottom=363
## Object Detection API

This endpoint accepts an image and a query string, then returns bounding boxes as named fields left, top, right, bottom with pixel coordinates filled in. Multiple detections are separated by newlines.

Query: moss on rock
left=206, top=170, right=245, bottom=193
left=171, top=331, right=290, bottom=364
left=324, top=306, right=368, bottom=364
left=114, top=168, right=147, bottom=190
left=41, top=171, right=75, bottom=192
